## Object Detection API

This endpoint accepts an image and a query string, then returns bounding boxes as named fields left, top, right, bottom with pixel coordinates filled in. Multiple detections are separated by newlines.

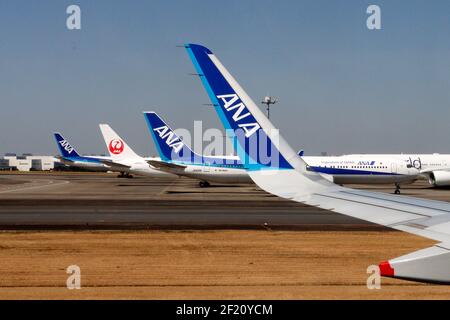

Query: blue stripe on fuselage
left=310, top=166, right=401, bottom=176
left=170, top=161, right=244, bottom=169
left=62, top=156, right=103, bottom=164
left=166, top=156, right=242, bottom=167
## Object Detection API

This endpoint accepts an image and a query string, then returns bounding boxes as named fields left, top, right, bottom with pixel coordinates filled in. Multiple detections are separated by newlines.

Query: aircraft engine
left=428, top=171, right=450, bottom=186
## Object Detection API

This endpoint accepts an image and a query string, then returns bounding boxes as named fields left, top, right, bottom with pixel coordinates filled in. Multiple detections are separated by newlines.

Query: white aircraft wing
left=251, top=168, right=450, bottom=239
left=185, top=43, right=450, bottom=283
left=250, top=169, right=450, bottom=282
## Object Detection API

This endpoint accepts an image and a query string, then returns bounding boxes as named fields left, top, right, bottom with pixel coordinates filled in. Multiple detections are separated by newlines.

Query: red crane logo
left=109, top=139, right=124, bottom=155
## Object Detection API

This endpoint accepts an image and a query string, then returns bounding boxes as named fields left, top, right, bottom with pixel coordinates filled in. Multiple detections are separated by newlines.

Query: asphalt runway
left=0, top=172, right=447, bottom=230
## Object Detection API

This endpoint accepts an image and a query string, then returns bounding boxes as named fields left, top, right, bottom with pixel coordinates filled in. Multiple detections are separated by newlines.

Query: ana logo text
left=59, top=140, right=74, bottom=154
left=153, top=126, right=184, bottom=154
left=216, top=94, right=260, bottom=138
left=109, top=139, right=124, bottom=154
left=358, top=161, right=376, bottom=166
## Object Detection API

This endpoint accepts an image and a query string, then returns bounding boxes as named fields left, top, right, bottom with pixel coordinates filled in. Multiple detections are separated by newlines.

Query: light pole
left=261, top=96, right=278, bottom=119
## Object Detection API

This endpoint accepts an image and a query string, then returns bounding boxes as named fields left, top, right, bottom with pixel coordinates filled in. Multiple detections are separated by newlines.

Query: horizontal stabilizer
left=98, top=159, right=131, bottom=169
left=147, top=160, right=187, bottom=170
left=55, top=155, right=74, bottom=164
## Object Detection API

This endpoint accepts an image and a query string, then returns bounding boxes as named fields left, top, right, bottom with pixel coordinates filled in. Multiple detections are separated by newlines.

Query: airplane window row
left=321, top=165, right=388, bottom=169
left=204, top=163, right=241, bottom=168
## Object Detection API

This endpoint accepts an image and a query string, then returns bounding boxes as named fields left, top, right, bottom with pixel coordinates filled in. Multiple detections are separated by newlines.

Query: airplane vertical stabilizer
left=99, top=124, right=141, bottom=159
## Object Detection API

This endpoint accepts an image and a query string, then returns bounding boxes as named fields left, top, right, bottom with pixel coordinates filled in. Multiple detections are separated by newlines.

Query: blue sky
left=1, top=0, right=450, bottom=156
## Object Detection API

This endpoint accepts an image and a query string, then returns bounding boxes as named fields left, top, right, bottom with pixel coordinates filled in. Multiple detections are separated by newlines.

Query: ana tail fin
left=53, top=132, right=81, bottom=158
left=143, top=111, right=199, bottom=163
left=184, top=43, right=302, bottom=171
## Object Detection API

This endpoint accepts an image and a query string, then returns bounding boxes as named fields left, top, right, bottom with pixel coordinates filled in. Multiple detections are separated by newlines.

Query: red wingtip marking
left=379, top=261, right=395, bottom=277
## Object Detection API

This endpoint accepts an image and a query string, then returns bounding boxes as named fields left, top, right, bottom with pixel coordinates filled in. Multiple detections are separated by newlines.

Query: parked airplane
left=98, top=124, right=176, bottom=179
left=301, top=155, right=419, bottom=193
left=143, top=111, right=251, bottom=187
left=185, top=43, right=450, bottom=283
left=53, top=132, right=111, bottom=171
left=345, top=154, right=450, bottom=187
left=54, top=131, right=173, bottom=179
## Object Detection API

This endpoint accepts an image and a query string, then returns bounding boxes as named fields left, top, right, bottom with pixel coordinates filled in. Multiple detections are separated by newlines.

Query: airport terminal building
left=0, top=154, right=58, bottom=171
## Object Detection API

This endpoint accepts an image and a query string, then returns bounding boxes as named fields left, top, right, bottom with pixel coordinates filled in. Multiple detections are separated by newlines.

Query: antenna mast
left=261, top=96, right=278, bottom=119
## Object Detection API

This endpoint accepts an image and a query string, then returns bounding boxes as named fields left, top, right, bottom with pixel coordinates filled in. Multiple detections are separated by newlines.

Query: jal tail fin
left=53, top=132, right=81, bottom=158
left=184, top=43, right=302, bottom=171
left=143, top=111, right=199, bottom=163
left=99, top=124, right=141, bottom=159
